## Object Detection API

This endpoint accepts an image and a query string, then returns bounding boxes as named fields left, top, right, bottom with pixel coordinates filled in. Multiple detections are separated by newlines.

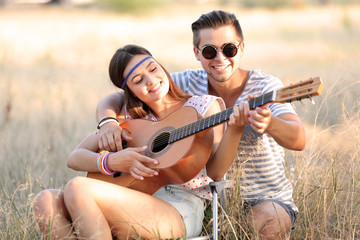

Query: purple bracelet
left=103, top=152, right=116, bottom=175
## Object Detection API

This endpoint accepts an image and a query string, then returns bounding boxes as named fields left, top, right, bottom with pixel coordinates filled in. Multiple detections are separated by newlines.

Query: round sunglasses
left=197, top=43, right=241, bottom=60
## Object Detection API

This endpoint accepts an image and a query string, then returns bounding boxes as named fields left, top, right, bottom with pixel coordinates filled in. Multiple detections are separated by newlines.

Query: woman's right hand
left=107, top=146, right=159, bottom=180
left=98, top=122, right=132, bottom=152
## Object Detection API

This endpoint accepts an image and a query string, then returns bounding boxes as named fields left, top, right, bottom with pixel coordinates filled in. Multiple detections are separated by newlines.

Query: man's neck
left=208, top=69, right=249, bottom=107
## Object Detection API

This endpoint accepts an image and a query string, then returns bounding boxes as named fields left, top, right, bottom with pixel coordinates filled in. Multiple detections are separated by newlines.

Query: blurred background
left=1, top=0, right=360, bottom=239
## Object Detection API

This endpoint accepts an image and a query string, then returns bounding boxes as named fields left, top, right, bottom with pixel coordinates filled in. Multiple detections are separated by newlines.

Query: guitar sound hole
left=151, top=132, right=170, bottom=153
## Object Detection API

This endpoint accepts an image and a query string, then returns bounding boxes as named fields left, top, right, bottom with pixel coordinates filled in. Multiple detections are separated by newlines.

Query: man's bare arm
left=249, top=107, right=306, bottom=151
left=96, top=91, right=131, bottom=152
left=96, top=91, right=124, bottom=122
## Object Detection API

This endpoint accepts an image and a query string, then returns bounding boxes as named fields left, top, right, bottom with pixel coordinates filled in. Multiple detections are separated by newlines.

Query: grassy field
left=1, top=2, right=360, bottom=239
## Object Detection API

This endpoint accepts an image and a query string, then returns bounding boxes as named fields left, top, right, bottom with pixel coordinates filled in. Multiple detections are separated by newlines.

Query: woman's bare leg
left=64, top=176, right=186, bottom=240
left=33, top=189, right=76, bottom=239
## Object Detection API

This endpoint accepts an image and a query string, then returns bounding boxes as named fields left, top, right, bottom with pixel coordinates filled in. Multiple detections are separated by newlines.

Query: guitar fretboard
left=168, top=91, right=276, bottom=143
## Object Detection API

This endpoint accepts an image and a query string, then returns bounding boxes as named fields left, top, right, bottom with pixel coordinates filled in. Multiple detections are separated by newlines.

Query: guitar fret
left=172, top=128, right=179, bottom=142
left=264, top=92, right=273, bottom=104
left=221, top=110, right=227, bottom=122
left=253, top=98, right=257, bottom=109
left=204, top=116, right=209, bottom=129
left=191, top=121, right=196, bottom=134
left=180, top=125, right=185, bottom=139
left=191, top=122, right=195, bottom=134
left=248, top=91, right=275, bottom=110
left=205, top=117, right=210, bottom=129
left=177, top=127, right=182, bottom=141
left=184, top=124, right=190, bottom=138
left=184, top=125, right=188, bottom=138
left=178, top=127, right=182, bottom=140
left=211, top=113, right=215, bottom=124
left=227, top=108, right=232, bottom=121
left=255, top=97, right=261, bottom=108
left=176, top=127, right=181, bottom=141
left=195, top=121, right=200, bottom=132
left=170, top=130, right=174, bottom=142
left=179, top=125, right=185, bottom=140
left=204, top=116, right=213, bottom=129
left=215, top=112, right=219, bottom=124
left=216, top=113, right=221, bottom=124
left=198, top=119, right=203, bottom=132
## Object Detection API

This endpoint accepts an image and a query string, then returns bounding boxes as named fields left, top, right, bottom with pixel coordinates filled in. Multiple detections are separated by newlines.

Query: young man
left=96, top=10, right=305, bottom=239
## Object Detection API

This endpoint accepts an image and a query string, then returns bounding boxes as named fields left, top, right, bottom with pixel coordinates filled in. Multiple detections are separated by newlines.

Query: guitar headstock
left=275, top=77, right=323, bottom=103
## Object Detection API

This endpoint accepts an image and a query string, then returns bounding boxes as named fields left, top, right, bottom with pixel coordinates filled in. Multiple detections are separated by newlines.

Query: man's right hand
left=98, top=122, right=132, bottom=152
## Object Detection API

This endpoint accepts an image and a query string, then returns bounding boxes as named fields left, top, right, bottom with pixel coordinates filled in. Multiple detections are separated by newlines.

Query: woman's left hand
left=228, top=101, right=249, bottom=131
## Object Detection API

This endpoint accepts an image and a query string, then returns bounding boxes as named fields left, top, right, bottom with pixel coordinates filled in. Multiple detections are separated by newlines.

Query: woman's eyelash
left=134, top=65, right=156, bottom=84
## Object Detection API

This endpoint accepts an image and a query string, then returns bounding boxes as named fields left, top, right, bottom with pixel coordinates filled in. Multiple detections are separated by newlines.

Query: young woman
left=33, top=44, right=248, bottom=239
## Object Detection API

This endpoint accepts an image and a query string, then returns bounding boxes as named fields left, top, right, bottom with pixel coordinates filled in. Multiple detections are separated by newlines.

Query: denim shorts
left=243, top=199, right=298, bottom=230
left=153, top=186, right=205, bottom=238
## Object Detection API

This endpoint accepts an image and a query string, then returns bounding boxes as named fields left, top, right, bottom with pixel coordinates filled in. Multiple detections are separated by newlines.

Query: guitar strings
left=151, top=108, right=235, bottom=149
left=151, top=94, right=270, bottom=149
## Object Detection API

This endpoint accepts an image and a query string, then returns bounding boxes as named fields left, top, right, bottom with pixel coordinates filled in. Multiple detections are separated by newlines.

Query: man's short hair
left=191, top=10, right=244, bottom=47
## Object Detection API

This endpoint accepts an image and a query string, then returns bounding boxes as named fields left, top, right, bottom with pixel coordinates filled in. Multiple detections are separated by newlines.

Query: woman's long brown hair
left=109, top=44, right=190, bottom=119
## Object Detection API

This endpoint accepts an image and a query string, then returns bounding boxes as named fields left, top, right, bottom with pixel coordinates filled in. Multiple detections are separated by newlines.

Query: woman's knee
left=33, top=189, right=64, bottom=223
left=64, top=176, right=90, bottom=211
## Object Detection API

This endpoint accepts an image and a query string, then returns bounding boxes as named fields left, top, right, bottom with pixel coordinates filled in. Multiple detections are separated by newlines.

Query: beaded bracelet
left=97, top=151, right=117, bottom=175
left=97, top=117, right=119, bottom=129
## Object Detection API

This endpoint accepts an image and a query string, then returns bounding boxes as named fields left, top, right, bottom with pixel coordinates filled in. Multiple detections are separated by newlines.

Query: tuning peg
left=309, top=96, right=315, bottom=105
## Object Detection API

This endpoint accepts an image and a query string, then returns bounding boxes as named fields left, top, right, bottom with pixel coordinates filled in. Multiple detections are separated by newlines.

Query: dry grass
left=1, top=2, right=360, bottom=239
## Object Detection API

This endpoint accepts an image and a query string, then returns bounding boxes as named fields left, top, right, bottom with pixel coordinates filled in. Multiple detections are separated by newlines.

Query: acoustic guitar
left=88, top=77, right=323, bottom=194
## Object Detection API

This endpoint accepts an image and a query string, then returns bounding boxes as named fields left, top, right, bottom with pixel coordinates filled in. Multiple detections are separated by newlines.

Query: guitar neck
left=248, top=91, right=277, bottom=110
left=169, top=91, right=276, bottom=143
left=169, top=76, right=323, bottom=143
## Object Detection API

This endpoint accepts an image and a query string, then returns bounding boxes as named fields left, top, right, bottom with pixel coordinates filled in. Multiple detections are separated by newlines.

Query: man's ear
left=193, top=46, right=201, bottom=61
left=239, top=41, right=245, bottom=57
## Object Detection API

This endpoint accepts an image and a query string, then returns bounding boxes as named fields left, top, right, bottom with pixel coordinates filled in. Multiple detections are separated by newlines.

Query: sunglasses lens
left=201, top=46, right=217, bottom=59
left=223, top=43, right=238, bottom=58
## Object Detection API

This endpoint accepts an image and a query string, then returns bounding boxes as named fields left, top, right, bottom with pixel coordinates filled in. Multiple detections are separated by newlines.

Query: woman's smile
left=148, top=81, right=162, bottom=93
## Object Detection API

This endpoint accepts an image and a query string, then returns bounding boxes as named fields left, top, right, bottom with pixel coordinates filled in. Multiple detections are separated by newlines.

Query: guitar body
left=88, top=106, right=214, bottom=195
